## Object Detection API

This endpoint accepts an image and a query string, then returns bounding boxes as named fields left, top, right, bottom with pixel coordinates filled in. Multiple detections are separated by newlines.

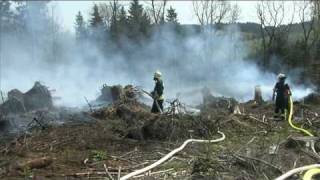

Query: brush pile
left=0, top=84, right=320, bottom=180
left=0, top=82, right=53, bottom=115
left=96, top=84, right=141, bottom=103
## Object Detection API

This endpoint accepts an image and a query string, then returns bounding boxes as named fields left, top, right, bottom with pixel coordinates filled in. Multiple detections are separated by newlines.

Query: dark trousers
left=275, top=96, right=288, bottom=115
left=151, top=100, right=163, bottom=113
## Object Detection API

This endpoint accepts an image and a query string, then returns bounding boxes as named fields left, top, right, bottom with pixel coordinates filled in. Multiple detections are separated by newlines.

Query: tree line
left=74, top=0, right=179, bottom=49
left=1, top=0, right=320, bottom=89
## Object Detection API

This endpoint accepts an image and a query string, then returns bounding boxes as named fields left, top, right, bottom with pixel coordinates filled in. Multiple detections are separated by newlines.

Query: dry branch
left=234, top=154, right=283, bottom=174
left=132, top=168, right=174, bottom=178
left=104, top=164, right=115, bottom=180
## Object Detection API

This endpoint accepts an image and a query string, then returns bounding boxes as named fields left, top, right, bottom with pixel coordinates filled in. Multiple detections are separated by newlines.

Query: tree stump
left=254, top=85, right=263, bottom=104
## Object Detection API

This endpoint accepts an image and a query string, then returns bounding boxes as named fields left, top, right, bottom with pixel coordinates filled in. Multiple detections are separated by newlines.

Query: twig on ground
left=262, top=172, right=270, bottom=180
left=235, top=136, right=256, bottom=154
left=132, top=168, right=174, bottom=178
left=120, top=148, right=138, bottom=158
left=234, top=154, right=283, bottom=174
left=118, top=166, right=121, bottom=180
left=110, top=155, right=138, bottom=164
left=292, top=154, right=300, bottom=169
left=84, top=96, right=93, bottom=113
left=67, top=171, right=120, bottom=177
left=104, top=164, right=115, bottom=180
left=248, top=115, right=269, bottom=126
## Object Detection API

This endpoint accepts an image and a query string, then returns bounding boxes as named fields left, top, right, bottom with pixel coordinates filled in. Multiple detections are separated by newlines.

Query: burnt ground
left=0, top=98, right=320, bottom=180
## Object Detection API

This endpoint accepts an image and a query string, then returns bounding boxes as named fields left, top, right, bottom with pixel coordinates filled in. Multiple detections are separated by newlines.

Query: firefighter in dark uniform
left=272, top=73, right=291, bottom=120
left=151, top=70, right=164, bottom=113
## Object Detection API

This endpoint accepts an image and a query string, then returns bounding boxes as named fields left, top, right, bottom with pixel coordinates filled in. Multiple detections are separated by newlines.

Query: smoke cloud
left=0, top=2, right=314, bottom=108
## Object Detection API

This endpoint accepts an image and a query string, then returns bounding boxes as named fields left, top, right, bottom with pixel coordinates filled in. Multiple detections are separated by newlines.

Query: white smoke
left=0, top=2, right=314, bottom=107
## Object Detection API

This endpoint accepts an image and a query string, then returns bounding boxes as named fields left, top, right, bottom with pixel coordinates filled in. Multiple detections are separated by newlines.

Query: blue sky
left=50, top=1, right=299, bottom=33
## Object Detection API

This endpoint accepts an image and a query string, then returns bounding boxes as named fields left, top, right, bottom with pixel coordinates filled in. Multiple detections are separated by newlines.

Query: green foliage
left=110, top=6, right=128, bottom=41
left=127, top=0, right=151, bottom=40
left=75, top=11, right=87, bottom=41
left=118, top=7, right=128, bottom=35
left=91, top=150, right=108, bottom=162
left=22, top=166, right=33, bottom=179
left=166, top=6, right=178, bottom=24
left=89, top=4, right=103, bottom=28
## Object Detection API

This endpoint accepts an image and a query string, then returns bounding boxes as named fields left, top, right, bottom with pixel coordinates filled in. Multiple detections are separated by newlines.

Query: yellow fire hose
left=288, top=96, right=314, bottom=137
left=287, top=96, right=320, bottom=180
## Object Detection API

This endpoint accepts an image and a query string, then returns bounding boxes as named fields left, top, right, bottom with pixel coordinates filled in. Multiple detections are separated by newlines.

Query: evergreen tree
left=110, top=6, right=128, bottom=40
left=127, top=0, right=151, bottom=40
left=89, top=4, right=103, bottom=28
left=109, top=4, right=120, bottom=40
left=88, top=4, right=106, bottom=49
left=75, top=11, right=87, bottom=41
left=117, top=7, right=128, bottom=34
left=108, top=6, right=128, bottom=49
left=166, top=6, right=178, bottom=24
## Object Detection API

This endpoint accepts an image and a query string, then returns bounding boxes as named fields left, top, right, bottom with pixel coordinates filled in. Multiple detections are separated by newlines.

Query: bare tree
left=229, top=3, right=241, bottom=24
left=298, top=0, right=317, bottom=55
left=311, top=0, right=320, bottom=43
left=146, top=0, right=167, bottom=24
left=98, top=0, right=120, bottom=30
left=256, top=1, right=295, bottom=69
left=192, top=0, right=231, bottom=27
left=311, top=0, right=320, bottom=20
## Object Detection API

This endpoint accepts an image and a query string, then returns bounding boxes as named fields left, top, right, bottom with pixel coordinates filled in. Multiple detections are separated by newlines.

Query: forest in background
left=1, top=0, right=320, bottom=93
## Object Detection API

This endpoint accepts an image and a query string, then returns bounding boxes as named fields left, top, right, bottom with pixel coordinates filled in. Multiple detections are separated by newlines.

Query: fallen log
left=17, top=157, right=53, bottom=170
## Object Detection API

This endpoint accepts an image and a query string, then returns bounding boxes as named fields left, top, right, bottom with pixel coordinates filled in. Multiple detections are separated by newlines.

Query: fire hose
left=139, top=88, right=163, bottom=114
left=119, top=131, right=225, bottom=180
left=275, top=96, right=320, bottom=180
left=287, top=96, right=313, bottom=137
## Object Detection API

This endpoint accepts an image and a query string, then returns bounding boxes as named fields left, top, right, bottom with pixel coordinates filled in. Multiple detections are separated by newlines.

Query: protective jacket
left=153, top=79, right=164, bottom=100
left=274, top=80, right=291, bottom=116
left=151, top=79, right=164, bottom=113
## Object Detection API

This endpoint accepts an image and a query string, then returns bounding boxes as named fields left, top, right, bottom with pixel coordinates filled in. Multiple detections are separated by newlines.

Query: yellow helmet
left=154, top=70, right=162, bottom=79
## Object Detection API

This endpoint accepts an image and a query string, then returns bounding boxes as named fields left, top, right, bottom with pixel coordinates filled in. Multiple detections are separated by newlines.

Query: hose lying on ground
left=275, top=96, right=319, bottom=180
left=119, top=131, right=226, bottom=180
left=275, top=164, right=320, bottom=180
left=303, top=168, right=320, bottom=180
left=287, top=96, right=314, bottom=137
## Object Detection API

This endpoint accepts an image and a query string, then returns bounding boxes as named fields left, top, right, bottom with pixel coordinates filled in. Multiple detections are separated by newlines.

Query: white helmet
left=277, top=73, right=286, bottom=79
left=154, top=70, right=162, bottom=79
